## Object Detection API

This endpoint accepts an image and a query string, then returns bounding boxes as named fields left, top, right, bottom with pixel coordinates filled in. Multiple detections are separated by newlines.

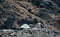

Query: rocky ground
left=0, top=24, right=60, bottom=37
left=0, top=23, right=60, bottom=37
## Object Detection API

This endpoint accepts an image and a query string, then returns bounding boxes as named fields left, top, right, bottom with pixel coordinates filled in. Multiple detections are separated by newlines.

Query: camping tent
left=20, top=24, right=30, bottom=29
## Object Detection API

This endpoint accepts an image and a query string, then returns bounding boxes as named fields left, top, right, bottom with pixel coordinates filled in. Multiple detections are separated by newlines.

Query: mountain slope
left=0, top=0, right=60, bottom=32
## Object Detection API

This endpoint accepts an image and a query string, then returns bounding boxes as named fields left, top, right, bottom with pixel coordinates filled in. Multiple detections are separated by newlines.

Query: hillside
left=0, top=0, right=60, bottom=33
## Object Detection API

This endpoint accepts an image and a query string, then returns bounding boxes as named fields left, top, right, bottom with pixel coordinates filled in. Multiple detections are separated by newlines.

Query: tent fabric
left=20, top=24, right=30, bottom=28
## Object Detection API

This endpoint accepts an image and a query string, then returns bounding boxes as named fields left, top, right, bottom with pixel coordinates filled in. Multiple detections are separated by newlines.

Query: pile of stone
left=0, top=23, right=60, bottom=37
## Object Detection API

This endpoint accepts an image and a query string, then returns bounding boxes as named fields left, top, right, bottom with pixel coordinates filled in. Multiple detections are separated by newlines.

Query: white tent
left=37, top=23, right=41, bottom=26
left=20, top=24, right=30, bottom=29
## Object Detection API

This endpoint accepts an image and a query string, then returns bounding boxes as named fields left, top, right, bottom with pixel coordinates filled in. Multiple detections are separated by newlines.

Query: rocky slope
left=0, top=0, right=60, bottom=33
left=0, top=23, right=60, bottom=37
